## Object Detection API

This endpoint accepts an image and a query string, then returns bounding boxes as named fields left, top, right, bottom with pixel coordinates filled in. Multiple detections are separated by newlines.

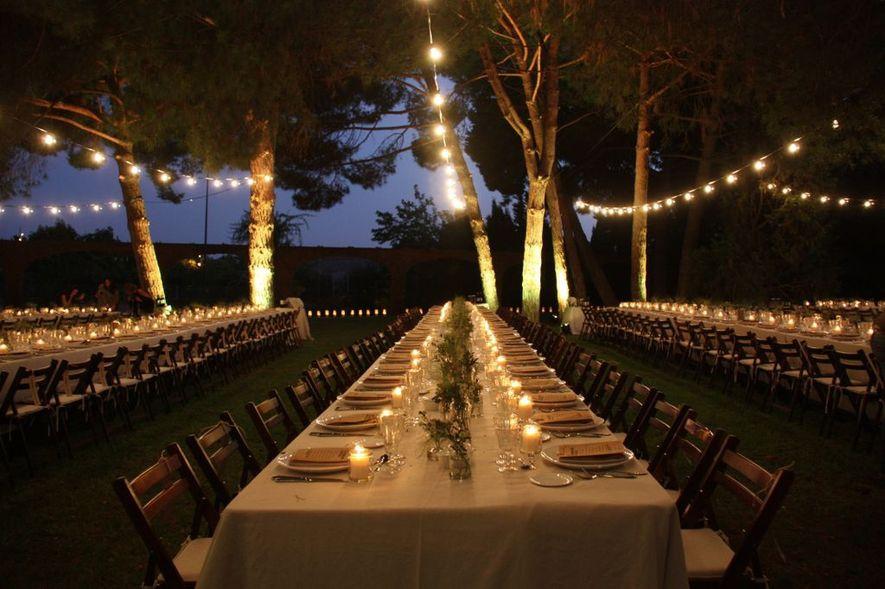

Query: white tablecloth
left=197, top=309, right=688, bottom=589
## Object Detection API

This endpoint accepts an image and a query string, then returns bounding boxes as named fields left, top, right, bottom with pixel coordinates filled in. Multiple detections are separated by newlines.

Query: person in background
left=95, top=278, right=119, bottom=310
left=60, top=288, right=85, bottom=307
left=127, top=285, right=155, bottom=316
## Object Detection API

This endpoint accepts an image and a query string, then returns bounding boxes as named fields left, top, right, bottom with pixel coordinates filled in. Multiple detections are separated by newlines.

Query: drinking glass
left=378, top=411, right=405, bottom=472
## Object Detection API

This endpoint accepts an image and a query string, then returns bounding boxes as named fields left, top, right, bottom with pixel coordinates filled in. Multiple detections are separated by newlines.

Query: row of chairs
left=1, top=311, right=117, bottom=330
left=580, top=307, right=885, bottom=451
left=0, top=311, right=302, bottom=481
left=112, top=308, right=424, bottom=588
left=499, top=307, right=794, bottom=589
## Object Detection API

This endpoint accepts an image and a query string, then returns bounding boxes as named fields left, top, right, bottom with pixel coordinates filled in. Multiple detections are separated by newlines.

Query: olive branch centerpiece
left=419, top=298, right=481, bottom=479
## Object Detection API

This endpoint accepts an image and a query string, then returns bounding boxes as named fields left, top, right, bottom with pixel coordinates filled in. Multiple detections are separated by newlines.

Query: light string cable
left=574, top=118, right=877, bottom=217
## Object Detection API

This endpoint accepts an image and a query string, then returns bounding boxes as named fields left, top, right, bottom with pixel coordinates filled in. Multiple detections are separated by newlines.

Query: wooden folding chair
left=246, top=390, right=299, bottom=464
left=113, top=443, right=219, bottom=589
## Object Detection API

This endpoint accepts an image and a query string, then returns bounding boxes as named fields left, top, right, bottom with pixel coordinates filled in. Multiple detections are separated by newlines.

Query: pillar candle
left=521, top=424, right=542, bottom=453
left=349, top=443, right=371, bottom=481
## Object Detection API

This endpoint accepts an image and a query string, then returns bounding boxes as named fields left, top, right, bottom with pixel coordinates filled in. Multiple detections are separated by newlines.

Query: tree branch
left=26, top=98, right=103, bottom=123
left=36, top=114, right=130, bottom=148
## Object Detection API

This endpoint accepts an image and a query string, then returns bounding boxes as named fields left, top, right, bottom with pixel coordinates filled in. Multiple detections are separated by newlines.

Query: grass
left=1, top=317, right=881, bottom=588
left=569, top=334, right=885, bottom=589
left=0, top=317, right=387, bottom=589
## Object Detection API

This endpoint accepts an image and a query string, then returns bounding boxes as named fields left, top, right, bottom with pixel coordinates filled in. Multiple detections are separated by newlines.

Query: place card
left=532, top=410, right=595, bottom=425
left=291, top=447, right=351, bottom=464
left=557, top=441, right=626, bottom=461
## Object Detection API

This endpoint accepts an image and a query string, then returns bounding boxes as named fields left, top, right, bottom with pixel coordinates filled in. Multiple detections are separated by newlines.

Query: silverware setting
left=273, top=455, right=389, bottom=483
left=310, top=431, right=369, bottom=437
left=551, top=432, right=609, bottom=438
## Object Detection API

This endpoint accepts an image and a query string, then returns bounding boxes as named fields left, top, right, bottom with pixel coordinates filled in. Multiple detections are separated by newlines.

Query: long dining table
left=0, top=309, right=288, bottom=397
left=197, top=305, right=689, bottom=589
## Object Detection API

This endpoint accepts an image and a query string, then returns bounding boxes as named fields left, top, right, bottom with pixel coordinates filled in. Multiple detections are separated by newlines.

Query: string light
left=263, top=174, right=273, bottom=182
left=440, top=148, right=451, bottom=160
left=186, top=176, right=197, bottom=186
left=129, top=164, right=141, bottom=176
left=575, top=121, right=877, bottom=217
left=41, top=132, right=57, bottom=147
left=90, top=204, right=102, bottom=212
left=22, top=206, right=34, bottom=215
left=433, top=123, right=445, bottom=137
left=91, top=151, right=106, bottom=164
left=158, top=172, right=171, bottom=183
left=431, top=92, right=445, bottom=106
left=69, top=205, right=80, bottom=213
left=49, top=206, right=60, bottom=215
left=212, top=179, right=223, bottom=188
left=428, top=45, right=443, bottom=62
left=229, top=179, right=240, bottom=188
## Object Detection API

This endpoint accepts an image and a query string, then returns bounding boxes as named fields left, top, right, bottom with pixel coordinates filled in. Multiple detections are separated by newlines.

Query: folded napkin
left=530, top=392, right=575, bottom=404
left=290, top=447, right=350, bottom=465
left=344, top=391, right=389, bottom=401
left=363, top=375, right=403, bottom=385
left=532, top=410, right=596, bottom=425
left=384, top=353, right=413, bottom=362
left=521, top=378, right=561, bottom=390
left=557, top=441, right=626, bottom=462
left=325, top=413, right=376, bottom=425
left=374, top=367, right=408, bottom=376
left=509, top=365, right=553, bottom=376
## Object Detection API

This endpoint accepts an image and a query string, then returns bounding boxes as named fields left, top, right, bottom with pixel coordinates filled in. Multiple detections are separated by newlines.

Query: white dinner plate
left=316, top=414, right=377, bottom=432
left=540, top=448, right=635, bottom=471
left=275, top=452, right=349, bottom=474
left=534, top=400, right=582, bottom=410
left=530, top=472, right=574, bottom=487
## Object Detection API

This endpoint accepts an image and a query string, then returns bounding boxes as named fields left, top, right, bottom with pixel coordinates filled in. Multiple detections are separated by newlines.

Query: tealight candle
left=113, top=328, right=121, bottom=336
left=349, top=443, right=371, bottom=481
left=517, top=394, right=533, bottom=420
left=0, top=343, right=8, bottom=353
left=88, top=331, right=98, bottom=339
left=496, top=355, right=507, bottom=368
left=35, top=338, right=45, bottom=346
left=521, top=423, right=542, bottom=453
left=410, top=349, right=420, bottom=360
left=63, top=334, right=73, bottom=342
left=411, top=358, right=421, bottom=370
left=391, top=386, right=403, bottom=408
left=510, top=379, right=522, bottom=396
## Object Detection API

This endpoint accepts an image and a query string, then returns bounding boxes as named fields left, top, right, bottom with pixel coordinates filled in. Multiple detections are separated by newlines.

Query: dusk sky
left=0, top=127, right=597, bottom=247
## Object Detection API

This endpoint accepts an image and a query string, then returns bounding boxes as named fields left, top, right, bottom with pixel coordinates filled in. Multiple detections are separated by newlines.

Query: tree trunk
left=552, top=177, right=586, bottom=299
left=631, top=61, right=652, bottom=302
left=114, top=151, right=166, bottom=306
left=677, top=61, right=724, bottom=298
left=545, top=181, right=571, bottom=319
left=248, top=121, right=276, bottom=309
left=559, top=192, right=618, bottom=306
left=445, top=125, right=499, bottom=310
left=522, top=176, right=550, bottom=322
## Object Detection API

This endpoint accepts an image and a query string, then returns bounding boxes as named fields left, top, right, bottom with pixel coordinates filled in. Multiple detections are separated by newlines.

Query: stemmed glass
left=378, top=410, right=405, bottom=473
left=493, top=416, right=519, bottom=472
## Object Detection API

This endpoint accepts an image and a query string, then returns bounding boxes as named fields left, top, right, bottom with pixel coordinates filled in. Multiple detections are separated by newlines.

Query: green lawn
left=569, top=335, right=885, bottom=589
left=1, top=318, right=881, bottom=588
left=0, top=317, right=387, bottom=589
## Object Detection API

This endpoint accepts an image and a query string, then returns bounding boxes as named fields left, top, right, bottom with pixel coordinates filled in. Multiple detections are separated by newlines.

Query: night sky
left=0, top=129, right=597, bottom=247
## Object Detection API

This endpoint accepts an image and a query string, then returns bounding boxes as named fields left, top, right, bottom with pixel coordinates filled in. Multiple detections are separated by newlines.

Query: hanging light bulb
left=91, top=151, right=106, bottom=164
left=703, top=183, right=715, bottom=194
left=837, top=197, right=848, bottom=206
left=781, top=187, right=792, bottom=195
left=263, top=174, right=273, bottom=182
left=158, top=172, right=171, bottom=183
left=433, top=123, right=445, bottom=137
left=22, top=206, right=34, bottom=215
left=726, top=173, right=738, bottom=184
left=440, top=148, right=451, bottom=160
left=831, top=119, right=839, bottom=129
left=229, top=179, right=240, bottom=188
left=109, top=202, right=121, bottom=210
left=431, top=93, right=445, bottom=106
left=428, top=45, right=443, bottom=62
left=665, top=198, right=675, bottom=207
left=69, top=205, right=80, bottom=213
left=652, top=202, right=662, bottom=210
left=91, top=204, right=102, bottom=212
left=753, top=159, right=766, bottom=172
left=800, top=192, right=810, bottom=200
left=787, top=141, right=801, bottom=154
left=129, top=164, right=141, bottom=176
left=41, top=132, right=57, bottom=147
left=212, top=179, right=223, bottom=188
left=683, top=191, right=694, bottom=201
left=819, top=195, right=830, bottom=203
left=863, top=199, right=874, bottom=208
left=49, top=206, right=60, bottom=215
left=186, top=176, right=197, bottom=186
left=245, top=177, right=255, bottom=186
left=766, top=182, right=777, bottom=191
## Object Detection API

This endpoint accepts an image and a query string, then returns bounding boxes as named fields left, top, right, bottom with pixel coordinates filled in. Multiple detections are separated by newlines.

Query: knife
left=272, top=475, right=347, bottom=483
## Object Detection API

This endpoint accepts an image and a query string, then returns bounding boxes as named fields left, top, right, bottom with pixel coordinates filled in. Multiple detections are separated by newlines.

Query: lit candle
left=113, top=328, right=121, bottom=337
left=517, top=394, right=533, bottom=420
left=349, top=443, right=371, bottom=481
left=391, top=386, right=403, bottom=408
left=88, top=331, right=98, bottom=339
left=410, top=349, right=420, bottom=360
left=63, top=334, right=73, bottom=342
left=496, top=355, right=507, bottom=369
left=0, top=343, right=8, bottom=353
left=521, top=423, right=542, bottom=453
left=510, top=379, right=522, bottom=397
